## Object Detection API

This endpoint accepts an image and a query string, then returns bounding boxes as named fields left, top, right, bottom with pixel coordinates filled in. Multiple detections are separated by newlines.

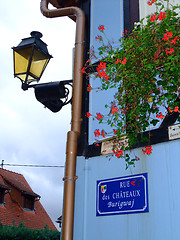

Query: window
left=0, top=188, right=5, bottom=205
left=0, top=186, right=10, bottom=205
left=23, top=195, right=35, bottom=211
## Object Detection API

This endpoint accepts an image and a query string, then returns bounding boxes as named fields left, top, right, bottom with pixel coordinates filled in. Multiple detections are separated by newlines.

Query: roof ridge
left=0, top=168, right=23, bottom=176
left=0, top=168, right=39, bottom=196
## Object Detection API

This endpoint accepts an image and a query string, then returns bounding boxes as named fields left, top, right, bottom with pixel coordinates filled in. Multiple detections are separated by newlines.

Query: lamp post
left=12, top=31, right=52, bottom=91
left=12, top=1, right=85, bottom=239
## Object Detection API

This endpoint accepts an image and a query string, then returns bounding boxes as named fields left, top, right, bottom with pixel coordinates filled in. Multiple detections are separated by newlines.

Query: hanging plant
left=81, top=0, right=180, bottom=169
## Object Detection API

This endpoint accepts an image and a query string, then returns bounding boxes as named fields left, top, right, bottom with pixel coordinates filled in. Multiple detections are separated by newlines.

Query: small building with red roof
left=0, top=168, right=57, bottom=230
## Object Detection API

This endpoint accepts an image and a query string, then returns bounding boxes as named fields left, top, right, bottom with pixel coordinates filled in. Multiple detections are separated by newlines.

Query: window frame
left=22, top=193, right=36, bottom=211
left=78, top=0, right=140, bottom=156
left=0, top=188, right=6, bottom=205
left=77, top=0, right=180, bottom=158
left=0, top=185, right=11, bottom=206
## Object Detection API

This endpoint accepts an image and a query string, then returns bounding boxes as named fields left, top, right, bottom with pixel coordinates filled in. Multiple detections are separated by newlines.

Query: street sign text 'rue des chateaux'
left=97, top=173, right=149, bottom=216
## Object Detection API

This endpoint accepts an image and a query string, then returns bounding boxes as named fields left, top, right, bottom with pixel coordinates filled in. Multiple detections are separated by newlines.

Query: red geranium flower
left=86, top=112, right=91, bottom=118
left=174, top=106, right=179, bottom=112
left=116, top=57, right=127, bottom=65
left=98, top=25, right=105, bottom=31
left=79, top=67, right=86, bottom=74
left=113, top=129, right=118, bottom=134
left=156, top=113, right=164, bottom=119
left=101, top=130, right=106, bottom=138
left=122, top=30, right=128, bottom=37
left=168, top=107, right=173, bottom=113
left=97, top=62, right=107, bottom=72
left=165, top=48, right=174, bottom=55
left=94, top=129, right=101, bottom=137
left=116, top=58, right=121, bottom=64
left=162, top=31, right=173, bottom=41
left=148, top=0, right=155, bottom=6
left=150, top=14, right=157, bottom=22
left=114, top=150, right=123, bottom=157
left=121, top=57, right=127, bottom=64
left=96, top=113, right=103, bottom=120
left=111, top=107, right=118, bottom=114
left=158, top=12, right=166, bottom=20
left=87, top=84, right=92, bottom=92
left=142, top=146, right=152, bottom=155
left=168, top=106, right=179, bottom=113
left=104, top=75, right=110, bottom=82
left=171, top=36, right=179, bottom=44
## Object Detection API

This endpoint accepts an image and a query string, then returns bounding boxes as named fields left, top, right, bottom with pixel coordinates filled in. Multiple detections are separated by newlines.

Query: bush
left=0, top=222, right=60, bottom=240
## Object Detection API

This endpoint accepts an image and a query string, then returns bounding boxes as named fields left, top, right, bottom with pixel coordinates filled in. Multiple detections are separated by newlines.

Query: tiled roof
left=0, top=168, right=57, bottom=230
left=0, top=168, right=38, bottom=195
left=0, top=175, right=9, bottom=189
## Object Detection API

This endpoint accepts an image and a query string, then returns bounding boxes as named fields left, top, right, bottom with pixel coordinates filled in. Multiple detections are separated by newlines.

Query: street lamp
left=12, top=31, right=72, bottom=112
left=12, top=31, right=52, bottom=90
left=13, top=0, right=85, bottom=237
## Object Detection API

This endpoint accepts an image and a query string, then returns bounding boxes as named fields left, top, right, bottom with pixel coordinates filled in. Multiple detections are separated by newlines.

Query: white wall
left=74, top=140, right=180, bottom=240
left=73, top=0, right=180, bottom=239
left=89, top=0, right=124, bottom=144
left=139, top=0, right=179, bottom=19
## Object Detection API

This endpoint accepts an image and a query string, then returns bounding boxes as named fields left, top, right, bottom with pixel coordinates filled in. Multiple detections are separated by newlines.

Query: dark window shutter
left=124, top=0, right=139, bottom=32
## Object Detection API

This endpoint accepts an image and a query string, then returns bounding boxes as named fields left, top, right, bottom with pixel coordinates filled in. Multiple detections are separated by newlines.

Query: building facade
left=45, top=0, right=179, bottom=239
left=0, top=168, right=57, bottom=230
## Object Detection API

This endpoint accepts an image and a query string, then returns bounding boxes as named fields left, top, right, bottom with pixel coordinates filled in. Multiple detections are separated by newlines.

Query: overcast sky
left=0, top=0, right=76, bottom=229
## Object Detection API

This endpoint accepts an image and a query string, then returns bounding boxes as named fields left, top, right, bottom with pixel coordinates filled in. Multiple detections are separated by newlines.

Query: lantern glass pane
left=15, top=74, right=38, bottom=83
left=14, top=47, right=32, bottom=78
left=29, top=48, right=50, bottom=78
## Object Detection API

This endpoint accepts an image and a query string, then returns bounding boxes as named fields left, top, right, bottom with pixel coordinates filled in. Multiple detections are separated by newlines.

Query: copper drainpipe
left=40, top=1, right=85, bottom=240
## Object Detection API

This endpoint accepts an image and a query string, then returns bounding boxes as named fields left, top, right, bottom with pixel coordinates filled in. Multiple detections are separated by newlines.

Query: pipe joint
left=63, top=176, right=78, bottom=181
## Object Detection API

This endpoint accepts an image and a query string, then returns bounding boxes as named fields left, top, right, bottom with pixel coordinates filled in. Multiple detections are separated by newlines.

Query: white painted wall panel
left=139, top=0, right=179, bottom=19
left=89, top=0, right=124, bottom=144
left=74, top=140, right=180, bottom=240
left=73, top=1, right=180, bottom=239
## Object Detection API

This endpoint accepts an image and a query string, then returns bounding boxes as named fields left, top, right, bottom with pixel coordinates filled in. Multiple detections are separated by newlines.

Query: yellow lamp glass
left=29, top=48, right=50, bottom=79
left=13, top=47, right=50, bottom=83
left=12, top=31, right=52, bottom=86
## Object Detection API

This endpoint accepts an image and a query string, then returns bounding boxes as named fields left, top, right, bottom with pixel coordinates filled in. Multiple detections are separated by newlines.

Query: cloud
left=0, top=0, right=75, bottom=229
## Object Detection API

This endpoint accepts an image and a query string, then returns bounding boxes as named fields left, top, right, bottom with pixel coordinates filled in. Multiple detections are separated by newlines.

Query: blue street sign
left=97, top=173, right=149, bottom=216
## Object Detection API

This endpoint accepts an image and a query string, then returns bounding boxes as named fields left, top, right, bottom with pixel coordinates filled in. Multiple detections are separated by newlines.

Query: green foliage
left=85, top=0, right=180, bottom=168
left=0, top=222, right=60, bottom=240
